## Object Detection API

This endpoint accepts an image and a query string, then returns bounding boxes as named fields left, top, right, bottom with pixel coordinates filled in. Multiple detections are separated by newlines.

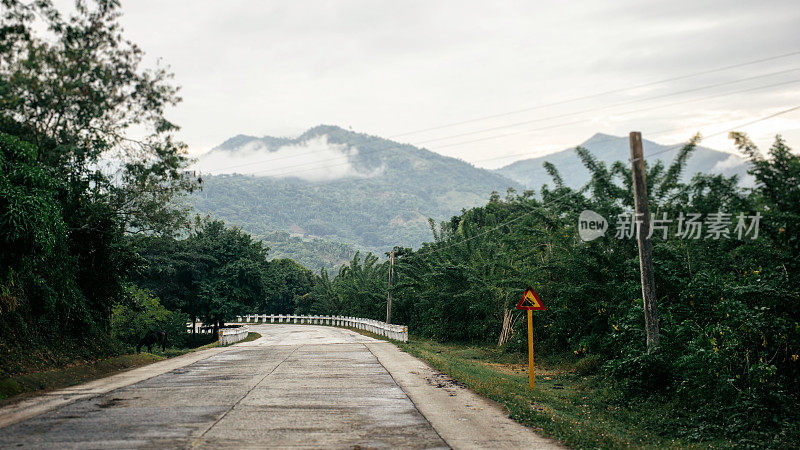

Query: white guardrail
left=185, top=323, right=250, bottom=345
left=234, top=314, right=409, bottom=342
left=218, top=325, right=249, bottom=345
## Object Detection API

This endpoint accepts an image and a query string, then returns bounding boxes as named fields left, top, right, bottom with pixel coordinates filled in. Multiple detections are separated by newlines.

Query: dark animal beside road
left=137, top=330, right=167, bottom=353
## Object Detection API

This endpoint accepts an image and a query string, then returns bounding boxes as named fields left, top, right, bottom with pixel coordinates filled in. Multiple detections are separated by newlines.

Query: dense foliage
left=296, top=252, right=389, bottom=319
left=0, top=0, right=193, bottom=362
left=131, top=219, right=316, bottom=329
left=302, top=135, right=800, bottom=445
left=111, top=286, right=188, bottom=349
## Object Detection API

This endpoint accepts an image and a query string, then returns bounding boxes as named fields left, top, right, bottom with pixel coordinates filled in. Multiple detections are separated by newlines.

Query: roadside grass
left=237, top=331, right=262, bottom=344
left=0, top=353, right=163, bottom=404
left=394, top=337, right=733, bottom=449
left=0, top=332, right=260, bottom=405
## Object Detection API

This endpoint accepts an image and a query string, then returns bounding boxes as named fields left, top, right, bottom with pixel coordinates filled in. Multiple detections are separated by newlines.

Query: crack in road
left=187, top=344, right=303, bottom=448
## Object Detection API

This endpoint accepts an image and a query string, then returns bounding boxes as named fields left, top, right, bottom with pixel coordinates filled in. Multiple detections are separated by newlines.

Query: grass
left=0, top=353, right=163, bottom=404
left=393, top=337, right=733, bottom=449
left=0, top=332, right=260, bottom=404
left=237, top=331, right=262, bottom=343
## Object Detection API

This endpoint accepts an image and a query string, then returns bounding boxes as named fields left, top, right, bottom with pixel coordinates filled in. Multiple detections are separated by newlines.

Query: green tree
left=111, top=286, right=187, bottom=350
left=0, top=0, right=194, bottom=353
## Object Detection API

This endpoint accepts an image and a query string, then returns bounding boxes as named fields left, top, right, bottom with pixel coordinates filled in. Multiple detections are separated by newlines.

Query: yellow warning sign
left=516, top=287, right=545, bottom=310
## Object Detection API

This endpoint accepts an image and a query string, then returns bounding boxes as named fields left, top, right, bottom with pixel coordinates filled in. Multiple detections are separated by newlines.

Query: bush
left=605, top=349, right=674, bottom=396
left=575, top=355, right=600, bottom=375
left=112, top=286, right=187, bottom=350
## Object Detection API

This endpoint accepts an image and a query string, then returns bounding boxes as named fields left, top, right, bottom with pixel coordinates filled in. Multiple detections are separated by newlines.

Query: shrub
left=112, top=286, right=187, bottom=350
left=575, top=355, right=600, bottom=375
left=605, top=349, right=674, bottom=396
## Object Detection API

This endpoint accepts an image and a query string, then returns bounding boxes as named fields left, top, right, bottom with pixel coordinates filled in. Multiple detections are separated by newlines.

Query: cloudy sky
left=111, top=0, right=800, bottom=169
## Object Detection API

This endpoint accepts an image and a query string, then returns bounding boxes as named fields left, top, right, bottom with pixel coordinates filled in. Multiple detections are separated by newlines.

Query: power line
left=240, top=78, right=800, bottom=178
left=428, top=77, right=800, bottom=150
left=388, top=50, right=800, bottom=139
left=201, top=53, right=800, bottom=173
left=630, top=104, right=800, bottom=162
left=416, top=67, right=800, bottom=146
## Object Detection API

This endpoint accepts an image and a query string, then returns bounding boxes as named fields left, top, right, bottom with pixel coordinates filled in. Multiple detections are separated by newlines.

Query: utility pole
left=629, top=131, right=660, bottom=351
left=386, top=250, right=394, bottom=324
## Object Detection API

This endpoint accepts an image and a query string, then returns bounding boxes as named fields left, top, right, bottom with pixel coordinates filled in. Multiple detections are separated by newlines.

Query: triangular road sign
left=516, top=287, right=545, bottom=311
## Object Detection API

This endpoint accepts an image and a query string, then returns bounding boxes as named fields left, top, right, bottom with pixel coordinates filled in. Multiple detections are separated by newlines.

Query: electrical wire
left=424, top=72, right=800, bottom=148
left=388, top=50, right=800, bottom=139
left=629, top=104, right=800, bottom=162
left=201, top=52, right=800, bottom=173
left=240, top=79, right=800, bottom=178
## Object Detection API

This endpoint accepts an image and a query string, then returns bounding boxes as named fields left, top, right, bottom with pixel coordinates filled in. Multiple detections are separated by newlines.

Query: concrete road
left=0, top=325, right=559, bottom=449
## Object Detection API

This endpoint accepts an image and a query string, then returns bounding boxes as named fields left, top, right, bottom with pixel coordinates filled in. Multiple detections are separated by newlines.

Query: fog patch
left=712, top=154, right=745, bottom=171
left=196, top=135, right=382, bottom=181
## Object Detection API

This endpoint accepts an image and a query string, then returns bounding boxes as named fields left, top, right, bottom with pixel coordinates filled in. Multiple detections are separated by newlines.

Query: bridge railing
left=186, top=323, right=215, bottom=334
left=233, top=314, right=409, bottom=342
left=218, top=325, right=249, bottom=345
left=184, top=323, right=250, bottom=344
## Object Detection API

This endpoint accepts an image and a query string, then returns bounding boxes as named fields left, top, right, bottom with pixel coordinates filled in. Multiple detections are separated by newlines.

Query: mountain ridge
left=495, top=132, right=751, bottom=188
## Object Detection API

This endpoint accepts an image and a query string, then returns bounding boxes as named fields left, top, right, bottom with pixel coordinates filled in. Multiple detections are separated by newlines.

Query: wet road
left=0, top=325, right=446, bottom=449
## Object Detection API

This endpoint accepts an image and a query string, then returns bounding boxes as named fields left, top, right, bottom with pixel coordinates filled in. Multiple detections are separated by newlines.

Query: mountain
left=495, top=133, right=752, bottom=189
left=192, top=125, right=522, bottom=266
left=192, top=128, right=753, bottom=271
left=255, top=231, right=357, bottom=273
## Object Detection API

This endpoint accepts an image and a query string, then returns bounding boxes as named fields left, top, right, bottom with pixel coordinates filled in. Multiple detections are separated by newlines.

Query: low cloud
left=712, top=154, right=745, bottom=171
left=195, top=135, right=382, bottom=182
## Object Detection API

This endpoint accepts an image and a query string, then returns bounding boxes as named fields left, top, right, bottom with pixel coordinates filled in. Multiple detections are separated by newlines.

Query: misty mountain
left=192, top=125, right=522, bottom=268
left=495, top=133, right=752, bottom=189
left=193, top=128, right=754, bottom=271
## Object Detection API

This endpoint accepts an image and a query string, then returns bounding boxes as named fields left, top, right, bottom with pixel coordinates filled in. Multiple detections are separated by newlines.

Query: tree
left=0, top=0, right=196, bottom=236
left=0, top=0, right=195, bottom=343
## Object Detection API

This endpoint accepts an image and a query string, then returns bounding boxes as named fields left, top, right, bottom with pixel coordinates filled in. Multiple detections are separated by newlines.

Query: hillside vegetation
left=193, top=125, right=522, bottom=253
left=194, top=129, right=755, bottom=268
left=256, top=231, right=358, bottom=273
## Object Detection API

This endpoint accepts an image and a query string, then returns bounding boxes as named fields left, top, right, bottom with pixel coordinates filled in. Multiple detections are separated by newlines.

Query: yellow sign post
left=516, top=287, right=545, bottom=390
left=527, top=309, right=534, bottom=389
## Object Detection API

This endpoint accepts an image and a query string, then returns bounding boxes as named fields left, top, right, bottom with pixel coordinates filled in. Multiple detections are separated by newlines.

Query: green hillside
left=193, top=128, right=756, bottom=270
left=192, top=125, right=522, bottom=257
left=256, top=231, right=358, bottom=273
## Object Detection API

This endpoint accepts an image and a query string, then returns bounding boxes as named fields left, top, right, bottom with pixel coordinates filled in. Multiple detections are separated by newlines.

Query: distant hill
left=256, top=231, right=357, bottom=273
left=495, top=133, right=752, bottom=189
left=192, top=125, right=522, bottom=261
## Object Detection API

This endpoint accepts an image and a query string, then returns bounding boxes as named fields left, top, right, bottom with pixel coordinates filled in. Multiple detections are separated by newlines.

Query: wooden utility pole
left=386, top=250, right=394, bottom=324
left=629, top=132, right=660, bottom=351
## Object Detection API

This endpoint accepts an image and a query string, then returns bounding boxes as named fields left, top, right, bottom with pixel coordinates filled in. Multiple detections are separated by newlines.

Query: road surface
left=0, top=325, right=559, bottom=449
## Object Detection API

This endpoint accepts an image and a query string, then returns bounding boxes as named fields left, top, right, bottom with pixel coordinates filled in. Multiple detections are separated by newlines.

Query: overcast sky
left=110, top=0, right=800, bottom=169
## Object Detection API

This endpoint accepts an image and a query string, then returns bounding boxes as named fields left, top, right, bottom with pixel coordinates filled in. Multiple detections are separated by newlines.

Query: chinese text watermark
left=578, top=210, right=761, bottom=242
